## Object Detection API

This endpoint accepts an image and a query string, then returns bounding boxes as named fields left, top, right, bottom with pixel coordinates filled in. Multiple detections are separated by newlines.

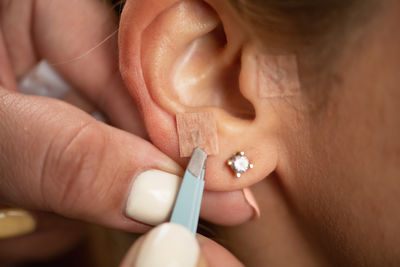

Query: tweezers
left=170, top=147, right=207, bottom=234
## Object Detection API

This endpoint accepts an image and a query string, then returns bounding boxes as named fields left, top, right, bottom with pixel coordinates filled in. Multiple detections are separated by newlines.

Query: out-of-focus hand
left=0, top=0, right=147, bottom=136
left=121, top=222, right=244, bottom=267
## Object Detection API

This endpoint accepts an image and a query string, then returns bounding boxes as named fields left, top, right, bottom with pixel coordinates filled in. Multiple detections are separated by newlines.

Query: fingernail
left=242, top=188, right=261, bottom=219
left=0, top=209, right=36, bottom=239
left=126, top=169, right=181, bottom=225
left=135, top=223, right=199, bottom=267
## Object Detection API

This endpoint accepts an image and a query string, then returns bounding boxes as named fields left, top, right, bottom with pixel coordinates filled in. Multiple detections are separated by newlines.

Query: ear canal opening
left=172, top=19, right=255, bottom=120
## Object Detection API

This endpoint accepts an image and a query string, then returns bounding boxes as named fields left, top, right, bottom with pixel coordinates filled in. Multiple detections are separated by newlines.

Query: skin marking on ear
left=257, top=54, right=300, bottom=98
left=176, top=112, right=219, bottom=157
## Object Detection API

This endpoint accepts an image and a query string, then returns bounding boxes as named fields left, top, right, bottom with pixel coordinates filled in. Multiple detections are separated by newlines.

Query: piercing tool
left=170, top=147, right=207, bottom=234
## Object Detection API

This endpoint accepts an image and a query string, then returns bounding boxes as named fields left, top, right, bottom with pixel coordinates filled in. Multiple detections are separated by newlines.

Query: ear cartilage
left=227, top=151, right=253, bottom=178
left=258, top=54, right=300, bottom=98
left=176, top=112, right=219, bottom=157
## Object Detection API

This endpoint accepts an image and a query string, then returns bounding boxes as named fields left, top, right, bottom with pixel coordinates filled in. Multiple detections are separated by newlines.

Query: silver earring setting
left=227, top=152, right=253, bottom=178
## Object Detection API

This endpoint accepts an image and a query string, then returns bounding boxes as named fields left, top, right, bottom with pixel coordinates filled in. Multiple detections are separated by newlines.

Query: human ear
left=119, top=0, right=298, bottom=191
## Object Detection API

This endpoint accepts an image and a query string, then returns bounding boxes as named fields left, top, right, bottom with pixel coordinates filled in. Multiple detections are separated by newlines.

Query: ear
left=119, top=0, right=296, bottom=191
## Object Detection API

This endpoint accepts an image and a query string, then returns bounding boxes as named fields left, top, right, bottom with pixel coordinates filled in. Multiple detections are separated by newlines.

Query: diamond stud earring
left=227, top=152, right=254, bottom=178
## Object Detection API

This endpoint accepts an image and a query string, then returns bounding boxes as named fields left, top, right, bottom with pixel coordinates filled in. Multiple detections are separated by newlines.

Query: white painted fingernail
left=126, top=169, right=181, bottom=225
left=135, top=223, right=199, bottom=267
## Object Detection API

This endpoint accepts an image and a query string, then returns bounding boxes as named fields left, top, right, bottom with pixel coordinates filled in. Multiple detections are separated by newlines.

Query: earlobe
left=119, top=0, right=280, bottom=191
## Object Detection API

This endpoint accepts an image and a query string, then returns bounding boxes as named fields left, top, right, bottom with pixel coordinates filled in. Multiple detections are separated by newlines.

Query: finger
left=123, top=169, right=259, bottom=227
left=196, top=234, right=245, bottom=267
left=0, top=86, right=258, bottom=230
left=1, top=0, right=144, bottom=135
left=0, top=87, right=182, bottom=232
left=201, top=188, right=260, bottom=226
left=33, top=0, right=145, bottom=135
left=0, top=211, right=84, bottom=264
left=0, top=30, right=17, bottom=91
left=0, top=1, right=38, bottom=79
left=120, top=222, right=244, bottom=267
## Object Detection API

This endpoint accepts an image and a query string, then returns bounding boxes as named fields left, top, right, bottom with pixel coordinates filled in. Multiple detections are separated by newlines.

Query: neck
left=214, top=176, right=330, bottom=267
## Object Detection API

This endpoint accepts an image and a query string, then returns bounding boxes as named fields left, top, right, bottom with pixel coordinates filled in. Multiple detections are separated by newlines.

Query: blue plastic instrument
left=170, top=147, right=207, bottom=234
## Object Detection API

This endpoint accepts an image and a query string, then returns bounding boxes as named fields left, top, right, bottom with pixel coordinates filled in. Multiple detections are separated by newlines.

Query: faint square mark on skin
left=176, top=112, right=219, bottom=157
left=258, top=54, right=300, bottom=98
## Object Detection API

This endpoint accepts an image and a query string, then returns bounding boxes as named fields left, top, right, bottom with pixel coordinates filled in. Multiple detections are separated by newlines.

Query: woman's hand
left=0, top=0, right=256, bottom=264
left=0, top=0, right=147, bottom=135
left=0, top=0, right=181, bottom=262
left=121, top=222, right=244, bottom=267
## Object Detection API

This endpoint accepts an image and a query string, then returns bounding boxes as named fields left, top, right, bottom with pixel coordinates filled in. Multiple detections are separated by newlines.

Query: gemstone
left=232, top=155, right=250, bottom=173
left=227, top=152, right=253, bottom=178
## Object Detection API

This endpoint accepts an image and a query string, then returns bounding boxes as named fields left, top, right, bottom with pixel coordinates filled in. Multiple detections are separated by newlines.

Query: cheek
left=285, top=61, right=400, bottom=265
left=281, top=5, right=400, bottom=263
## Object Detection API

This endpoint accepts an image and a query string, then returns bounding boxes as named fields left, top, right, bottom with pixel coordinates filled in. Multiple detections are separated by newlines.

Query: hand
left=0, top=0, right=180, bottom=262
left=121, top=222, right=244, bottom=267
left=0, top=0, right=256, bottom=264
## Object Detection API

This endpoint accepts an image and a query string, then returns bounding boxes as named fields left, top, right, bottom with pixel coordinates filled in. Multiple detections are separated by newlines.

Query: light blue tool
left=170, top=147, right=207, bottom=234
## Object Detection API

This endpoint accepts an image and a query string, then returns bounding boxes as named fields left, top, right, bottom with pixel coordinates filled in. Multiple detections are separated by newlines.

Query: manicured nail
left=242, top=188, right=261, bottom=219
left=135, top=223, right=199, bottom=267
left=126, top=169, right=181, bottom=225
left=0, top=209, right=36, bottom=239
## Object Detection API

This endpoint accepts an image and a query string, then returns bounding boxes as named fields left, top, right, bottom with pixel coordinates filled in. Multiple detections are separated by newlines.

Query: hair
left=109, top=0, right=125, bottom=15
left=230, top=0, right=374, bottom=52
left=110, top=0, right=373, bottom=52
left=231, top=1, right=357, bottom=34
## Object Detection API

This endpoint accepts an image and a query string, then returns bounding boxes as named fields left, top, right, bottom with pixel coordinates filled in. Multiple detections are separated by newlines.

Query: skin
left=119, top=0, right=400, bottom=266
left=213, top=2, right=400, bottom=266
left=0, top=1, right=251, bottom=265
left=1, top=0, right=399, bottom=266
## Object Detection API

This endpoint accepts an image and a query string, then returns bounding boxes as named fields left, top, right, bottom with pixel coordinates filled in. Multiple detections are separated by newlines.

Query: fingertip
left=200, top=189, right=256, bottom=226
left=242, top=187, right=261, bottom=220
left=120, top=235, right=145, bottom=267
left=196, top=234, right=245, bottom=267
left=122, top=223, right=200, bottom=267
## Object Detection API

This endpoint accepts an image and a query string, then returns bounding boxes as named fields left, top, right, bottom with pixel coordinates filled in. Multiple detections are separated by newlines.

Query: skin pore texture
left=119, top=0, right=400, bottom=266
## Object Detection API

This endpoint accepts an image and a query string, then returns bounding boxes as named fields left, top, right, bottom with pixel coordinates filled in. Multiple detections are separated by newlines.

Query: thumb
left=121, top=222, right=244, bottom=267
left=0, top=87, right=182, bottom=232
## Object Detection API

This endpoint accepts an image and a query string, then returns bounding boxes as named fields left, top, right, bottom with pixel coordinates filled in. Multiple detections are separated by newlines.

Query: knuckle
left=42, top=121, right=110, bottom=214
